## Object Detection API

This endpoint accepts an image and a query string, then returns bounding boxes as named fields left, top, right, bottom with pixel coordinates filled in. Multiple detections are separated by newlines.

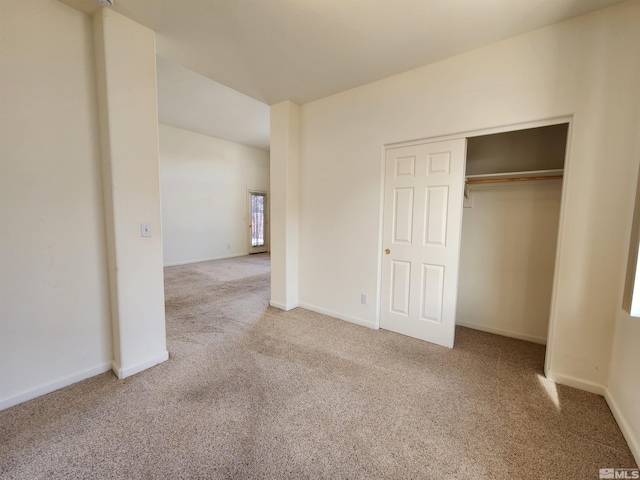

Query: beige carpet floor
left=0, top=253, right=636, bottom=479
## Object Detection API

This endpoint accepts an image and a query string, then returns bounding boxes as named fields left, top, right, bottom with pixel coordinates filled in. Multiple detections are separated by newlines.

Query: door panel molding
left=380, top=139, right=467, bottom=348
left=377, top=115, right=573, bottom=370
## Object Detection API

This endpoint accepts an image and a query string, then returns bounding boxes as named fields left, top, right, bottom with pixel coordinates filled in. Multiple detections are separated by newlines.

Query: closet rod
left=466, top=175, right=563, bottom=185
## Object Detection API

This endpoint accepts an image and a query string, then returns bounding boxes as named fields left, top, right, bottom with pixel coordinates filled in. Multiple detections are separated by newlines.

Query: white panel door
left=380, top=139, right=466, bottom=348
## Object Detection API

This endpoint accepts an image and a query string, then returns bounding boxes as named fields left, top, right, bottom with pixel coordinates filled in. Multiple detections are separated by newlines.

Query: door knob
left=385, top=249, right=390, bottom=255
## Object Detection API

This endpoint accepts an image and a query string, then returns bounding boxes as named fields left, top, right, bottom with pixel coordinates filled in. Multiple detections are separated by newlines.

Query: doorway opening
left=457, top=123, right=569, bottom=346
left=379, top=118, right=571, bottom=358
left=249, top=190, right=268, bottom=254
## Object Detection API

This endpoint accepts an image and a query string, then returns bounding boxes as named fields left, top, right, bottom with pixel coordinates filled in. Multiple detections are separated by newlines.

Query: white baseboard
left=524, top=369, right=639, bottom=465
left=298, top=302, right=378, bottom=330
left=164, top=253, right=247, bottom=267
left=269, top=300, right=299, bottom=311
left=111, top=351, right=169, bottom=379
left=0, top=361, right=112, bottom=411
left=604, top=388, right=640, bottom=467
left=456, top=320, right=547, bottom=345
left=544, top=369, right=606, bottom=396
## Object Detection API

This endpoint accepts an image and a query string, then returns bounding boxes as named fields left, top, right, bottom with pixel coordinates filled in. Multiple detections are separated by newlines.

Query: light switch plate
left=141, top=222, right=152, bottom=237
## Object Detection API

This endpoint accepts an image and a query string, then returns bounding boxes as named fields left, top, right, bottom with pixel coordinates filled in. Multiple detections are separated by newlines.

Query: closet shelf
left=465, top=169, right=563, bottom=185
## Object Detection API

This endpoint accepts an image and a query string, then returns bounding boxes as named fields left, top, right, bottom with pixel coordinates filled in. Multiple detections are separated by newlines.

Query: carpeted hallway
left=0, top=254, right=636, bottom=479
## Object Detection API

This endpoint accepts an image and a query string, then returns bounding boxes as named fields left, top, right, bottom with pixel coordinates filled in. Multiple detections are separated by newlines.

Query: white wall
left=298, top=0, right=639, bottom=404
left=610, top=308, right=640, bottom=465
left=0, top=0, right=111, bottom=408
left=609, top=163, right=640, bottom=465
left=159, top=124, right=270, bottom=266
left=269, top=101, right=300, bottom=311
left=93, top=8, right=168, bottom=379
left=457, top=182, right=562, bottom=344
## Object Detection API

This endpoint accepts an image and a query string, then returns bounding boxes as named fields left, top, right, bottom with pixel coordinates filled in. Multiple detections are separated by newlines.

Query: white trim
left=164, top=253, right=247, bottom=267
left=456, top=320, right=547, bottom=345
left=0, top=361, right=112, bottom=411
left=379, top=116, right=573, bottom=361
left=543, top=372, right=639, bottom=464
left=298, top=302, right=379, bottom=330
left=247, top=188, right=269, bottom=254
left=466, top=169, right=563, bottom=182
left=385, top=115, right=574, bottom=149
left=545, top=117, right=575, bottom=375
left=112, top=351, right=169, bottom=380
left=269, top=300, right=298, bottom=311
left=375, top=143, right=386, bottom=330
left=544, top=369, right=606, bottom=396
left=604, top=388, right=640, bottom=467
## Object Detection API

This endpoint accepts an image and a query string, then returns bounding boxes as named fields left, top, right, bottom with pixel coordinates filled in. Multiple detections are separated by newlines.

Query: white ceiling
left=60, top=0, right=627, bottom=150
left=103, top=0, right=626, bottom=105
left=156, top=56, right=270, bottom=151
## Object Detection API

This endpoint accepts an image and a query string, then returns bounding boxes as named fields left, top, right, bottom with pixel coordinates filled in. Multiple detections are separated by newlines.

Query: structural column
left=93, top=8, right=168, bottom=378
left=270, top=101, right=300, bottom=310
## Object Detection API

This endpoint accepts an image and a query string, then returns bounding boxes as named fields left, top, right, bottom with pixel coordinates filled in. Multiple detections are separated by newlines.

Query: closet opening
left=456, top=123, right=569, bottom=351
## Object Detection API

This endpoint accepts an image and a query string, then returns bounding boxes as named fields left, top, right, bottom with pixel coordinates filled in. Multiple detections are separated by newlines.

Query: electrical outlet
left=361, top=294, right=368, bottom=305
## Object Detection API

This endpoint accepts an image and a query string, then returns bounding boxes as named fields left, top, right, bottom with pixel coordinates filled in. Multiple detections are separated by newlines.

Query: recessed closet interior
left=456, top=123, right=569, bottom=345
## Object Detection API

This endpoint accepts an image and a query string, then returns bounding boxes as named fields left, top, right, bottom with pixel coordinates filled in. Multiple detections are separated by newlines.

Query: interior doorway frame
left=248, top=189, right=269, bottom=254
left=376, top=115, right=574, bottom=376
